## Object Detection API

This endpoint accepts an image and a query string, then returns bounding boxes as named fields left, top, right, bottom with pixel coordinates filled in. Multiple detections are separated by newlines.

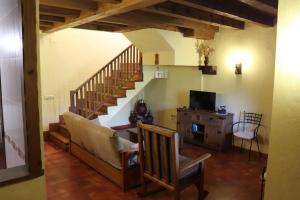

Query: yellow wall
left=0, top=176, right=46, bottom=200
left=265, top=0, right=300, bottom=198
left=144, top=66, right=203, bottom=130
left=204, top=24, right=276, bottom=153
left=143, top=25, right=276, bottom=153
left=40, top=28, right=131, bottom=129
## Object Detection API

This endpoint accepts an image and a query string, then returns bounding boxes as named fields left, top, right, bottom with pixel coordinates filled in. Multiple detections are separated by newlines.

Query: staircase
left=69, top=44, right=143, bottom=120
left=47, top=45, right=143, bottom=149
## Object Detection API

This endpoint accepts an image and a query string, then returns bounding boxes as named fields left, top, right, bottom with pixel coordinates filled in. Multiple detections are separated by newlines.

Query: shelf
left=199, top=65, right=217, bottom=75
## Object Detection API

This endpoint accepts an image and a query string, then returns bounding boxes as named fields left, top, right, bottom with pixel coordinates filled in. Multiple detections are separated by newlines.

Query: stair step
left=49, top=131, right=69, bottom=151
left=94, top=111, right=107, bottom=116
left=112, top=94, right=126, bottom=98
left=58, top=124, right=70, bottom=138
left=103, top=102, right=117, bottom=106
left=121, top=86, right=135, bottom=90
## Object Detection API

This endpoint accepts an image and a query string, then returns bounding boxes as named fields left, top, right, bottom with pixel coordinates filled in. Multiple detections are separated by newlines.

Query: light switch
left=44, top=95, right=55, bottom=100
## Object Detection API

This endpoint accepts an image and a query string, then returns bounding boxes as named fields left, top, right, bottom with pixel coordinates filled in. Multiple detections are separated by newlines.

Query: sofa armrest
left=120, top=147, right=139, bottom=170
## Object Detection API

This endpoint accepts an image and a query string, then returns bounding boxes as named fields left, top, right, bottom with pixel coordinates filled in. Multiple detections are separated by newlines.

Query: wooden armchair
left=137, top=123, right=211, bottom=200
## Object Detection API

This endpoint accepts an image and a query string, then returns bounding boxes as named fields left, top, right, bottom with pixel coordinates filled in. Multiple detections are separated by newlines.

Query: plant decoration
left=195, top=40, right=214, bottom=66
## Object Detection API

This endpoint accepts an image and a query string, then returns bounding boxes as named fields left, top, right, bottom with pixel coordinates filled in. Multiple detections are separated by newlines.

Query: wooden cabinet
left=177, top=108, right=233, bottom=151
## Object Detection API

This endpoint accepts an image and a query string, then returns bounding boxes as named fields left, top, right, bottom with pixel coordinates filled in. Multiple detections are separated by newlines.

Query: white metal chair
left=232, top=111, right=263, bottom=160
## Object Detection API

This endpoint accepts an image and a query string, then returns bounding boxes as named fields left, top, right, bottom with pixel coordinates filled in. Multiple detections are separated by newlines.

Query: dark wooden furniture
left=177, top=108, right=233, bottom=151
left=137, top=123, right=211, bottom=200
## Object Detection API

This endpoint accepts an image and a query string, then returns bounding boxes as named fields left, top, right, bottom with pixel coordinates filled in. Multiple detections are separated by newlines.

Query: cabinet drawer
left=201, top=115, right=219, bottom=125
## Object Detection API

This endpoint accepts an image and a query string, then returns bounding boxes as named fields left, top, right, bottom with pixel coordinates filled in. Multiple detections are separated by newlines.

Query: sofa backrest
left=63, top=112, right=125, bottom=169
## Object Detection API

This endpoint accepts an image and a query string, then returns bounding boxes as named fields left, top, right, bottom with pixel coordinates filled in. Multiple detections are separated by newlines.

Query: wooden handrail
left=69, top=44, right=143, bottom=119
left=74, top=44, right=134, bottom=91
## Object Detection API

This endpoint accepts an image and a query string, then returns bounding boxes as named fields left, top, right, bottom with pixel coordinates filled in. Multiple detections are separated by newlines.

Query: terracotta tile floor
left=45, top=139, right=267, bottom=200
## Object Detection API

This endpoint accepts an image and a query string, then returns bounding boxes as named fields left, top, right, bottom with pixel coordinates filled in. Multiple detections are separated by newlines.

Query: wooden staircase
left=69, top=44, right=143, bottom=120
left=46, top=45, right=143, bottom=149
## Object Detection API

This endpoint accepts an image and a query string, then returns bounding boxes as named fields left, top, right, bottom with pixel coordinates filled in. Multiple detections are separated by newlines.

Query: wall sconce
left=235, top=63, right=242, bottom=75
left=155, top=53, right=159, bottom=65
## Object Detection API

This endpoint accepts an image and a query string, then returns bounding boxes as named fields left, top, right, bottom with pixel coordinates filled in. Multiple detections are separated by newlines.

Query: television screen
left=189, top=90, right=216, bottom=112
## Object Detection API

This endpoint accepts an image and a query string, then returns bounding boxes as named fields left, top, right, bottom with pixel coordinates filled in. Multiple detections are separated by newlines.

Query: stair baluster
left=69, top=45, right=143, bottom=119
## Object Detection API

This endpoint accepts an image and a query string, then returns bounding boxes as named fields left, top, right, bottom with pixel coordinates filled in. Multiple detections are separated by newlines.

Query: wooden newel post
left=69, top=90, right=76, bottom=113
left=139, top=52, right=143, bottom=74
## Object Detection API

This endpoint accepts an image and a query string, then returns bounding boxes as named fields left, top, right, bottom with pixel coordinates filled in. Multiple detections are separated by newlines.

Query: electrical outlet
left=44, top=95, right=55, bottom=100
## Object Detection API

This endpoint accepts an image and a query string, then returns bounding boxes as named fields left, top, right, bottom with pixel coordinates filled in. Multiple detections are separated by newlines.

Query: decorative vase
left=204, top=56, right=209, bottom=66
left=135, top=99, right=147, bottom=116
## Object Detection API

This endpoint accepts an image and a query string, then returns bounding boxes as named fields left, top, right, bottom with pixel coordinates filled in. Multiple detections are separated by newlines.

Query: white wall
left=204, top=24, right=276, bottom=153
left=265, top=0, right=300, bottom=198
left=40, top=28, right=131, bottom=130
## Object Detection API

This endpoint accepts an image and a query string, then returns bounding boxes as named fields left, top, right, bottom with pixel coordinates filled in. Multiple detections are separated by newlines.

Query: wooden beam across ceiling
left=43, top=0, right=168, bottom=33
left=145, top=1, right=245, bottom=29
left=139, top=9, right=219, bottom=32
left=93, top=0, right=122, bottom=3
left=40, top=14, right=66, bottom=23
left=40, top=5, right=81, bottom=18
left=40, top=0, right=98, bottom=11
left=100, top=11, right=217, bottom=39
left=171, top=0, right=276, bottom=26
left=236, top=0, right=278, bottom=15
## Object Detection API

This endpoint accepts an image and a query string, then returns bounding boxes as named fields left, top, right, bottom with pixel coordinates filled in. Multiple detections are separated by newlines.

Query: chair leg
left=196, top=179, right=208, bottom=200
left=137, top=176, right=147, bottom=197
left=249, top=139, right=253, bottom=161
left=240, top=139, right=244, bottom=151
left=256, top=137, right=262, bottom=158
left=232, top=135, right=235, bottom=152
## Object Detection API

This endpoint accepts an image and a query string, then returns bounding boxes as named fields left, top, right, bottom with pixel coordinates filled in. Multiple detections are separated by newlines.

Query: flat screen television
left=189, top=90, right=216, bottom=112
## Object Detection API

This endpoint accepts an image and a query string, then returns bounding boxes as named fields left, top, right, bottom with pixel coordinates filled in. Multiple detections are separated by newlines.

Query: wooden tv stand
left=177, top=108, right=233, bottom=151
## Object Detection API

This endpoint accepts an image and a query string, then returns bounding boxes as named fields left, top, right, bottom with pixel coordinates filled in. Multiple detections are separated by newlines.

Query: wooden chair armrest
left=180, top=153, right=211, bottom=173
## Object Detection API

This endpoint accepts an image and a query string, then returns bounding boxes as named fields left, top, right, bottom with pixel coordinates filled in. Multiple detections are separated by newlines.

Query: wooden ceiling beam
left=40, top=5, right=81, bottom=18
left=146, top=1, right=245, bottom=29
left=43, top=0, right=168, bottom=33
left=92, top=0, right=122, bottom=3
left=75, top=23, right=116, bottom=32
left=171, top=0, right=276, bottom=26
left=40, top=14, right=66, bottom=23
left=102, top=14, right=179, bottom=32
left=253, top=0, right=278, bottom=8
left=101, top=12, right=216, bottom=39
left=40, top=0, right=98, bottom=11
left=140, top=9, right=219, bottom=32
left=236, top=0, right=277, bottom=15
left=40, top=21, right=54, bottom=27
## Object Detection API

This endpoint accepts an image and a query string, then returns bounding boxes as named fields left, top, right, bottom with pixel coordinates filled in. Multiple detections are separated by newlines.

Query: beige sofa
left=63, top=112, right=140, bottom=191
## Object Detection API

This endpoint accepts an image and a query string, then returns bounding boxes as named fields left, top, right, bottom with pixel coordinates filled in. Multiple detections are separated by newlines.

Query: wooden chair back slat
left=161, top=137, right=170, bottom=183
left=144, top=130, right=153, bottom=175
left=137, top=123, right=179, bottom=189
left=153, top=134, right=161, bottom=179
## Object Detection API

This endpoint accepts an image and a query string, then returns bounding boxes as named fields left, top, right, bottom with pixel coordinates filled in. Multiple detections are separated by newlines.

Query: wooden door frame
left=0, top=0, right=44, bottom=185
